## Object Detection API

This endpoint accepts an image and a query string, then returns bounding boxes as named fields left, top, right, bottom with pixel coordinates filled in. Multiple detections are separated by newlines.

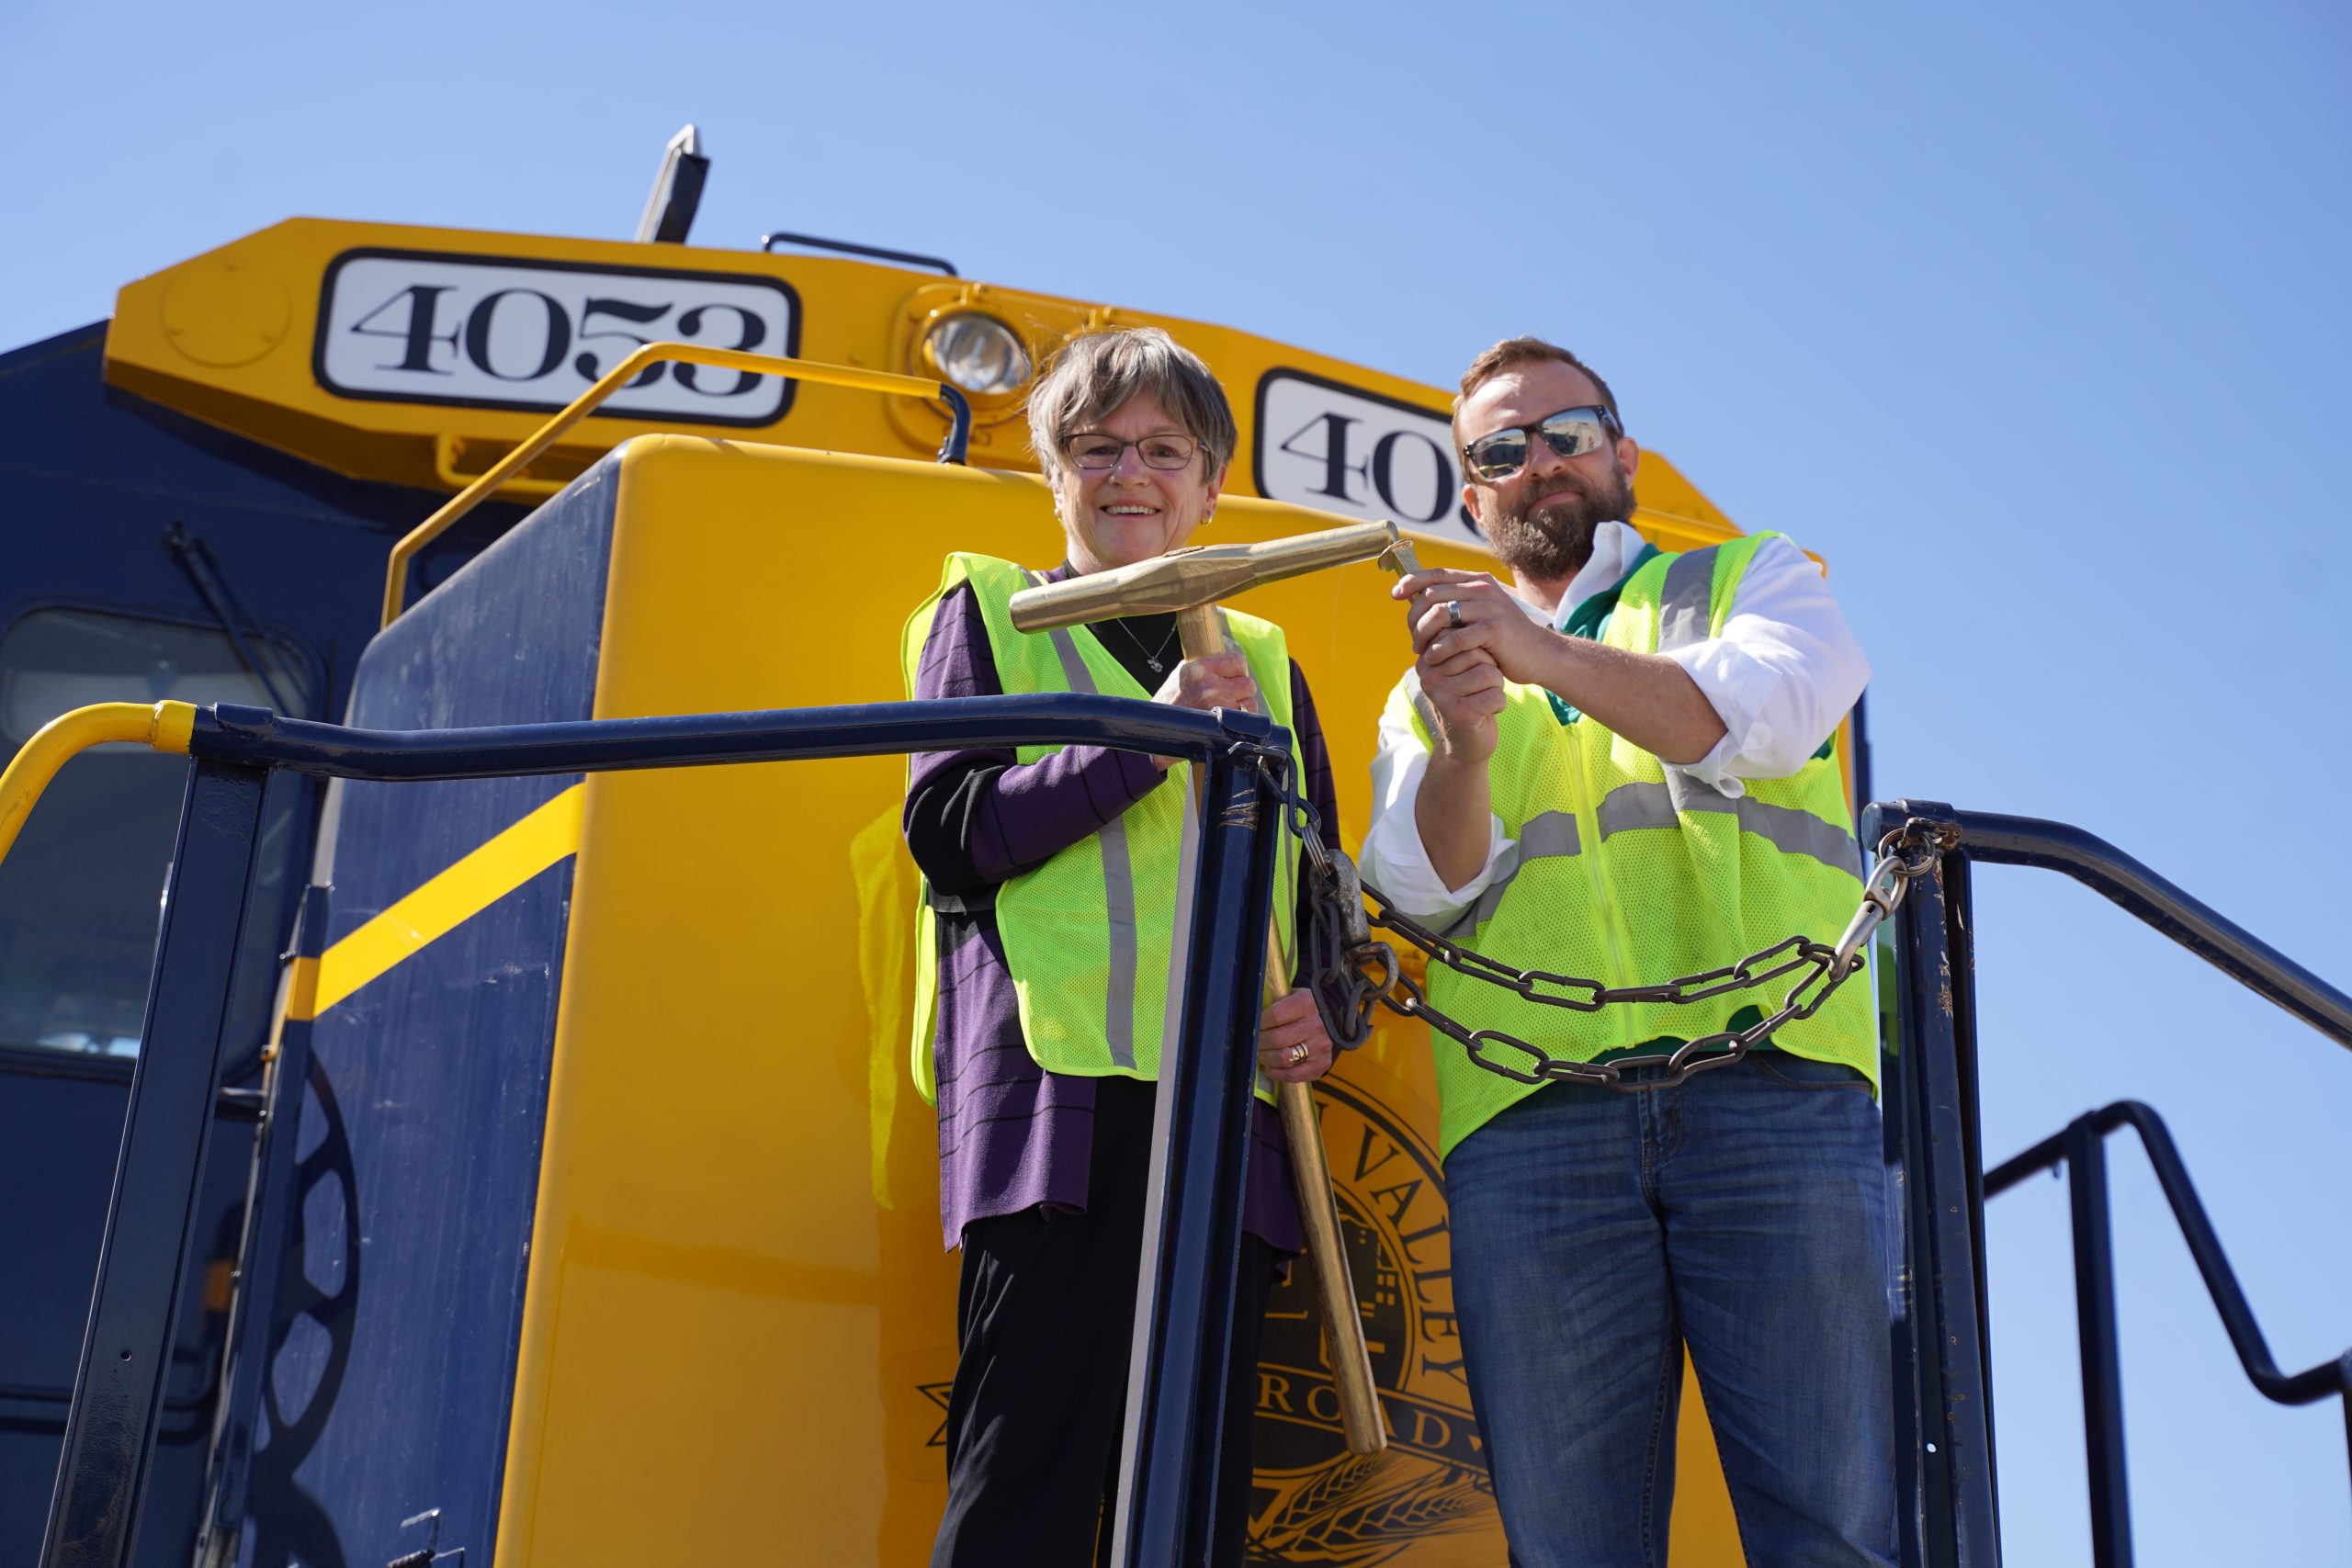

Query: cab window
left=0, top=608, right=314, bottom=1059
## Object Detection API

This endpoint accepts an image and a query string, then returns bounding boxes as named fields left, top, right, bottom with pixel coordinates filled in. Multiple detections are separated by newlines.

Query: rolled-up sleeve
left=1362, top=534, right=1866, bottom=915
left=1657, top=534, right=1870, bottom=797
left=1358, top=673, right=1514, bottom=927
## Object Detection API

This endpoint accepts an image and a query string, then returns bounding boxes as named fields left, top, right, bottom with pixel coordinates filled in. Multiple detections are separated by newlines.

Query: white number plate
left=314, top=250, right=801, bottom=425
left=1251, top=369, right=1487, bottom=551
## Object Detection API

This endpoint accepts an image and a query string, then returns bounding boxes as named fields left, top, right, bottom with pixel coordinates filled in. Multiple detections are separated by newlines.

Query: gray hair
left=1025, top=327, right=1238, bottom=487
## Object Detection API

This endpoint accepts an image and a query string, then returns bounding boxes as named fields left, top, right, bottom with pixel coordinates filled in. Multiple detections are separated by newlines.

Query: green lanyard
left=1544, top=542, right=1661, bottom=726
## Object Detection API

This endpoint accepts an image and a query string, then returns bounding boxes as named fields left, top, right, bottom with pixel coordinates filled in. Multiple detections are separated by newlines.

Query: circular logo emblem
left=1248, top=1080, right=1500, bottom=1563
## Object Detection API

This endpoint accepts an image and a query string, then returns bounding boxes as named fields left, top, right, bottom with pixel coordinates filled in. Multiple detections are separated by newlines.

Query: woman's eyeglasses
left=1460, top=405, right=1622, bottom=482
left=1066, top=433, right=1201, bottom=471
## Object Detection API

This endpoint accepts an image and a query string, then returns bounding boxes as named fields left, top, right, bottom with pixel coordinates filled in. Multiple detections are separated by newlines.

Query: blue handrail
left=187, top=693, right=1275, bottom=780
left=1872, top=799, right=2352, bottom=1568
left=1944, top=808, right=2352, bottom=1050
left=1984, top=1100, right=2352, bottom=1568
left=48, top=695, right=1288, bottom=1568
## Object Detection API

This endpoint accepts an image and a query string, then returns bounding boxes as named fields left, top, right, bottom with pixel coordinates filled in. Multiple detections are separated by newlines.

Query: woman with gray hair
left=900, top=326, right=1341, bottom=1565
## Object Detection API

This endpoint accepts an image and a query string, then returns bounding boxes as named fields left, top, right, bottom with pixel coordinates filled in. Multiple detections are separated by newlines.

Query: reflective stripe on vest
left=1440, top=810, right=1581, bottom=940
left=1597, top=782, right=1860, bottom=871
left=1393, top=531, right=1873, bottom=1159
left=1027, top=575, right=1143, bottom=1069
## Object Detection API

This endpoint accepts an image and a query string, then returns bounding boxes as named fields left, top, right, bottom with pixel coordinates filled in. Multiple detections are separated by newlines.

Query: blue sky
left=7, top=2, right=2349, bottom=1562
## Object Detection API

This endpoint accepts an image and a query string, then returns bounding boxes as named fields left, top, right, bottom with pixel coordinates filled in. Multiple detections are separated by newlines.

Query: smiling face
left=1455, top=358, right=1641, bottom=586
left=1051, top=392, right=1228, bottom=575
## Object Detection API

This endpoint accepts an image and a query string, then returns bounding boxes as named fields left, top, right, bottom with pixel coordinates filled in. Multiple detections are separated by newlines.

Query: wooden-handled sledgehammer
left=1010, top=517, right=1421, bottom=1456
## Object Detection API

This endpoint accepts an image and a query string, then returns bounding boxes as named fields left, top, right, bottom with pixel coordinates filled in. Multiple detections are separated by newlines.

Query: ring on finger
left=1446, top=600, right=1464, bottom=630
left=1286, top=1041, right=1311, bottom=1066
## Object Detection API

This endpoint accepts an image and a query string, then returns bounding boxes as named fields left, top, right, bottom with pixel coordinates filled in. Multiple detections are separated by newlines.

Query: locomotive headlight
left=924, top=313, right=1031, bottom=396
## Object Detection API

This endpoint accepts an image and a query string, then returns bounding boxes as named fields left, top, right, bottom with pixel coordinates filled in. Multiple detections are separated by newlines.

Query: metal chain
left=1235, top=741, right=1952, bottom=1093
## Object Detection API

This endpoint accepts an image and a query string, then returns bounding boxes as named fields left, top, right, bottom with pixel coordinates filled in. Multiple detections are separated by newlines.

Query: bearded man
left=1359, top=337, right=1894, bottom=1567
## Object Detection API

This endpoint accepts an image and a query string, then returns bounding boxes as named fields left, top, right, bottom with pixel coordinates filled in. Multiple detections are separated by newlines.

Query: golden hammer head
left=1009, top=519, right=1408, bottom=632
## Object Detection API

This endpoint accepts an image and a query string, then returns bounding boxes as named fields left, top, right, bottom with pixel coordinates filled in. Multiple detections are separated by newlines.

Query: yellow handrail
left=431, top=434, right=570, bottom=503
left=380, top=343, right=959, bottom=629
left=0, top=701, right=197, bottom=867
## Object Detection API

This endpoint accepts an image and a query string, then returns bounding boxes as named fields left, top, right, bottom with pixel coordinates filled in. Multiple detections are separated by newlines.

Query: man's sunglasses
left=1460, top=405, right=1623, bottom=482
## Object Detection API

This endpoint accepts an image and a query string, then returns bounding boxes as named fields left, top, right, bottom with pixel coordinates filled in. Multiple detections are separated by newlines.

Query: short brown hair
left=1454, top=336, right=1623, bottom=430
left=1026, top=327, right=1237, bottom=487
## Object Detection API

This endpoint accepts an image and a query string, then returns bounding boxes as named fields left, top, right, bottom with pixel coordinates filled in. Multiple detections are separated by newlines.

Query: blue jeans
left=1447, top=1054, right=1897, bottom=1568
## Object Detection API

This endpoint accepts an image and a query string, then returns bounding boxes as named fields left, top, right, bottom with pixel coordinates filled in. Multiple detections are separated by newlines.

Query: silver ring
left=1286, top=1041, right=1311, bottom=1066
left=1446, top=599, right=1464, bottom=629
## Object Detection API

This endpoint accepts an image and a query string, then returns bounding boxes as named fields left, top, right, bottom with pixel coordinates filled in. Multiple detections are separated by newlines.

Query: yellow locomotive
left=6, top=139, right=1877, bottom=1568
left=17, top=127, right=2348, bottom=1568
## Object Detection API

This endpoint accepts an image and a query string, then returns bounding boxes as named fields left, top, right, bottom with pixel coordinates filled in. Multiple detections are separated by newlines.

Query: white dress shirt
left=1359, top=522, right=1871, bottom=925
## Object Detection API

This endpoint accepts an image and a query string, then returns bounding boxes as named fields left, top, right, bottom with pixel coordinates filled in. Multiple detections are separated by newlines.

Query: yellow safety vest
left=1390, top=532, right=1873, bottom=1158
left=902, top=552, right=1295, bottom=1107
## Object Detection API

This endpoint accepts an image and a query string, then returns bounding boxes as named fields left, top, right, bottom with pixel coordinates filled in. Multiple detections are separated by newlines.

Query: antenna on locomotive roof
left=635, top=124, right=709, bottom=244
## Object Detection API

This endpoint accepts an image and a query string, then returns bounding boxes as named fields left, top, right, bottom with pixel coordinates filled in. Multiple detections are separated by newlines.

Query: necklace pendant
left=1147, top=657, right=1164, bottom=674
